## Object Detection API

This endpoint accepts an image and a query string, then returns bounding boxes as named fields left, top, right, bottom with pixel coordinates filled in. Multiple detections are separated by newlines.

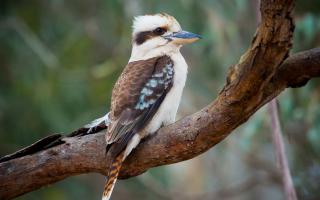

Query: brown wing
left=107, top=55, right=174, bottom=156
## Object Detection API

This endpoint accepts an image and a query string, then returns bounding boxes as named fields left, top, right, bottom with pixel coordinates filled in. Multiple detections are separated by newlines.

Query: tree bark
left=1, top=0, right=319, bottom=199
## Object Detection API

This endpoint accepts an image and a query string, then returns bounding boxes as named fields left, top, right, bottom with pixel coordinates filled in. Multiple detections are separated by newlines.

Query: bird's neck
left=129, top=44, right=182, bottom=62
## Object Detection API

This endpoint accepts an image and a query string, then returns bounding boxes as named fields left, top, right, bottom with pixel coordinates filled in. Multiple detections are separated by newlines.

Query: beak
left=164, top=30, right=202, bottom=44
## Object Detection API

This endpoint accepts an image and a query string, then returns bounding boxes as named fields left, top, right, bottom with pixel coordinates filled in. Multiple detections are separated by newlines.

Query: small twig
left=7, top=17, right=59, bottom=69
left=268, top=99, right=298, bottom=200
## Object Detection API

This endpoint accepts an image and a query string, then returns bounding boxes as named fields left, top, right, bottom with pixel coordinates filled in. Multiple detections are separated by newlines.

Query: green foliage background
left=0, top=0, right=319, bottom=199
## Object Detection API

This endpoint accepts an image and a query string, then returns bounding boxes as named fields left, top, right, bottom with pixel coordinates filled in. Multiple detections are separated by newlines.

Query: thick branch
left=1, top=1, right=319, bottom=199
left=3, top=48, right=319, bottom=199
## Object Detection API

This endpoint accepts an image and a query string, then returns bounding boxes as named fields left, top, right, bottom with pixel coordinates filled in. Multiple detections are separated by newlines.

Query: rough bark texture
left=1, top=0, right=320, bottom=199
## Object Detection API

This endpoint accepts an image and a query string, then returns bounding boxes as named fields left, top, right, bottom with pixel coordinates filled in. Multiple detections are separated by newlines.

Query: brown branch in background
left=254, top=0, right=298, bottom=198
left=1, top=1, right=320, bottom=199
left=268, top=100, right=298, bottom=200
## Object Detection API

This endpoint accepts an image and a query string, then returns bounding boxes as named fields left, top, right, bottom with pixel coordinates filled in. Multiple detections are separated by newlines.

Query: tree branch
left=269, top=99, right=298, bottom=200
left=1, top=0, right=319, bottom=199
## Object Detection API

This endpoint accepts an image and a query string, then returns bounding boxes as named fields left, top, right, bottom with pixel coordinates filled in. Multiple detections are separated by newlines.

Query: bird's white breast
left=144, top=52, right=188, bottom=134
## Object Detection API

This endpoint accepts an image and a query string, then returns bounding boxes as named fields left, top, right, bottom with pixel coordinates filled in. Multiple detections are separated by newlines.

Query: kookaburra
left=83, top=13, right=201, bottom=200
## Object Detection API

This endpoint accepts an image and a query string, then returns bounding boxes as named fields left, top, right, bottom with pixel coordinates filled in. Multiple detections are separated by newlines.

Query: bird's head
left=129, top=13, right=201, bottom=61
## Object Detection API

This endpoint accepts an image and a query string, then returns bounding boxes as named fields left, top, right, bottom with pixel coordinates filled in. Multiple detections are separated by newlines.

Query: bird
left=82, top=13, right=201, bottom=200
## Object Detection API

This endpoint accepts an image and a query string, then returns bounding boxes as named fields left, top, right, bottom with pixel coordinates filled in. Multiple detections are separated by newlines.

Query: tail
left=102, top=152, right=124, bottom=200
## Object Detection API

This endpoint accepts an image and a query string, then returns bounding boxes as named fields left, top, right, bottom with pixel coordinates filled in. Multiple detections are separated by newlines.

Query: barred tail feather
left=102, top=152, right=124, bottom=200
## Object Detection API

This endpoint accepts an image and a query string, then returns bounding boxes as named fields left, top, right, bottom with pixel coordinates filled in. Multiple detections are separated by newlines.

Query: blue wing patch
left=135, top=62, right=174, bottom=110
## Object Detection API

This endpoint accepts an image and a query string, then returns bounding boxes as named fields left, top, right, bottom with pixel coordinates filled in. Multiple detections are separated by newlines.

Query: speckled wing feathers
left=107, top=55, right=174, bottom=157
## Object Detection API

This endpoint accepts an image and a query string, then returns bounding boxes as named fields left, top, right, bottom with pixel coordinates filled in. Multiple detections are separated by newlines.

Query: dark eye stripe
left=135, top=31, right=153, bottom=45
left=134, top=27, right=168, bottom=45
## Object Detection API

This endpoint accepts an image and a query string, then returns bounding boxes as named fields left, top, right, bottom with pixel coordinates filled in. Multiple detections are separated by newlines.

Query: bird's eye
left=153, top=27, right=166, bottom=35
